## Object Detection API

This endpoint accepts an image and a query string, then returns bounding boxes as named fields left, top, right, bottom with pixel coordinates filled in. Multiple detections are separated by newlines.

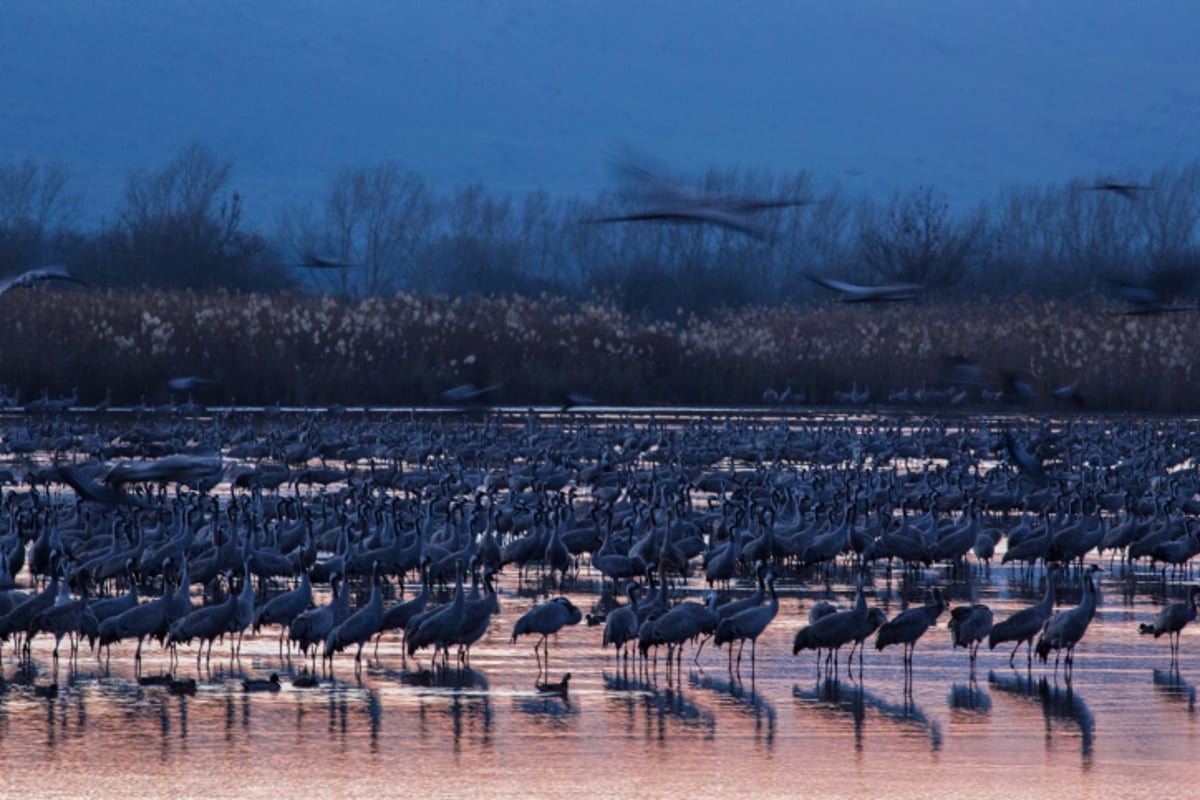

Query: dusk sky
left=2, top=1, right=1197, bottom=226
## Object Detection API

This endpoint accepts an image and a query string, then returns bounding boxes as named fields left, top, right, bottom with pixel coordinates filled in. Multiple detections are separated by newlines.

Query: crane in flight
left=589, top=154, right=811, bottom=240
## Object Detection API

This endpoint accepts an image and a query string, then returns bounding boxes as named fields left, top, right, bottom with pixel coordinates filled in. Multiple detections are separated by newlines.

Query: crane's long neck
left=1040, top=573, right=1056, bottom=613
left=1080, top=571, right=1098, bottom=620
left=851, top=580, right=867, bottom=623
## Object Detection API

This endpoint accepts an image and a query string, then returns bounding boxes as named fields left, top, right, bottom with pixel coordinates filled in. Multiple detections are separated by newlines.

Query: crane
left=1139, top=584, right=1200, bottom=666
left=989, top=569, right=1057, bottom=667
left=510, top=596, right=582, bottom=678
left=1036, top=564, right=1102, bottom=679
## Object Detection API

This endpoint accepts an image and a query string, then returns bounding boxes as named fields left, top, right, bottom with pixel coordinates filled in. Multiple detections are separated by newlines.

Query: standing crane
left=714, top=572, right=778, bottom=678
left=510, top=596, right=583, bottom=679
left=326, top=562, right=385, bottom=673
left=793, top=575, right=867, bottom=677
left=989, top=568, right=1058, bottom=667
left=948, top=602, right=993, bottom=673
left=875, top=588, right=945, bottom=674
left=1036, top=564, right=1102, bottom=679
left=1138, top=584, right=1200, bottom=667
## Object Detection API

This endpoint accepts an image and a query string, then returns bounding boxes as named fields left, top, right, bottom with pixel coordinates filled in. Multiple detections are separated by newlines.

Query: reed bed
left=0, top=288, right=1193, bottom=411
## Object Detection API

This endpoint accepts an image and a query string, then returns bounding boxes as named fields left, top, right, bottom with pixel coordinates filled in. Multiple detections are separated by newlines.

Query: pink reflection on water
left=1, top=571, right=1199, bottom=799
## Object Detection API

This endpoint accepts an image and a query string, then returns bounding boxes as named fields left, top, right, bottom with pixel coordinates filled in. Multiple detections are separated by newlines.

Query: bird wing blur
left=804, top=273, right=923, bottom=302
left=0, top=265, right=87, bottom=296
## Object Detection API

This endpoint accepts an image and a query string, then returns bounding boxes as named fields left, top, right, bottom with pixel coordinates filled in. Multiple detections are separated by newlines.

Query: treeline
left=2, top=144, right=1200, bottom=317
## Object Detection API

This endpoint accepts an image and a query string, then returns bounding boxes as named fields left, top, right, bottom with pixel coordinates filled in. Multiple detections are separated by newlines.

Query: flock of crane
left=1, top=407, right=1199, bottom=702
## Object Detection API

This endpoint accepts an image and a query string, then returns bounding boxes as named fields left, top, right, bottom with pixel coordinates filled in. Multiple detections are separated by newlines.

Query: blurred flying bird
left=999, top=370, right=1035, bottom=404
left=589, top=154, right=811, bottom=240
left=299, top=254, right=354, bottom=268
left=561, top=391, right=598, bottom=412
left=1002, top=430, right=1049, bottom=484
left=1051, top=380, right=1086, bottom=408
left=441, top=383, right=502, bottom=405
left=1088, top=182, right=1151, bottom=200
left=0, top=265, right=87, bottom=296
left=1104, top=268, right=1199, bottom=315
left=168, top=376, right=220, bottom=393
left=942, top=355, right=986, bottom=387
left=804, top=273, right=923, bottom=303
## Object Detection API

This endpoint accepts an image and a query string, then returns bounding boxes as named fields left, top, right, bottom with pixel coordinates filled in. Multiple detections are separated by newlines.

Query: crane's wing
left=0, top=265, right=87, bottom=296
left=299, top=254, right=354, bottom=268
left=804, top=273, right=923, bottom=301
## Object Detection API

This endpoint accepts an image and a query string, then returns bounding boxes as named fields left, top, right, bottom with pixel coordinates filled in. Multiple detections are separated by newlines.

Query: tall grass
left=0, top=288, right=1194, bottom=411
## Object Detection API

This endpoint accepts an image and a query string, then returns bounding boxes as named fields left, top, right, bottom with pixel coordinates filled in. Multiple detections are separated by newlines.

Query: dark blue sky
left=2, top=1, right=1197, bottom=226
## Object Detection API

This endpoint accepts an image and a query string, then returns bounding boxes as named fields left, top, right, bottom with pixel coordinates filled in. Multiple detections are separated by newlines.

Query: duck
left=242, top=673, right=282, bottom=692
left=292, top=672, right=320, bottom=689
left=168, top=677, right=197, bottom=695
left=536, top=672, right=571, bottom=694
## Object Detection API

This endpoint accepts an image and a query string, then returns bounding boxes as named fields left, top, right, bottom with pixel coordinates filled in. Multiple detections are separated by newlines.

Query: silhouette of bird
left=1051, top=381, right=1086, bottom=409
left=166, top=572, right=239, bottom=667
left=168, top=676, right=197, bottom=695
left=876, top=588, right=946, bottom=669
left=847, top=608, right=888, bottom=669
left=325, top=563, right=384, bottom=670
left=1036, top=564, right=1102, bottom=678
left=793, top=578, right=867, bottom=675
left=28, top=583, right=91, bottom=663
left=1002, top=431, right=1049, bottom=484
left=601, top=582, right=640, bottom=660
left=989, top=570, right=1057, bottom=667
left=948, top=603, right=994, bottom=669
left=0, top=265, right=86, bottom=296
left=292, top=672, right=320, bottom=688
left=452, top=568, right=500, bottom=668
left=97, top=563, right=174, bottom=669
left=510, top=596, right=583, bottom=677
left=641, top=591, right=719, bottom=670
left=804, top=273, right=923, bottom=303
left=536, top=672, right=571, bottom=694
left=253, top=571, right=313, bottom=656
left=561, top=391, right=598, bottom=412
left=290, top=573, right=350, bottom=664
left=1138, top=584, right=1200, bottom=665
left=243, top=673, right=282, bottom=692
left=299, top=254, right=354, bottom=268
left=590, top=154, right=810, bottom=240
left=167, top=376, right=219, bottom=393
left=999, top=371, right=1036, bottom=405
left=1104, top=266, right=1198, bottom=315
left=714, top=572, right=779, bottom=675
left=1088, top=182, right=1150, bottom=200
left=406, top=564, right=467, bottom=667
left=375, top=576, right=430, bottom=660
left=440, top=383, right=501, bottom=406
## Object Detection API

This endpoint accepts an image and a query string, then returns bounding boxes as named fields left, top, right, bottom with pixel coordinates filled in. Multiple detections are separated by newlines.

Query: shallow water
left=3, top=564, right=1197, bottom=799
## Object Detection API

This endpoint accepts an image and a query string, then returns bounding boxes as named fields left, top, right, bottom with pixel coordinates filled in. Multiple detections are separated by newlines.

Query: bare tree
left=1136, top=162, right=1200, bottom=265
left=86, top=143, right=283, bottom=290
left=280, top=163, right=435, bottom=296
left=859, top=186, right=984, bottom=288
left=0, top=158, right=76, bottom=272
